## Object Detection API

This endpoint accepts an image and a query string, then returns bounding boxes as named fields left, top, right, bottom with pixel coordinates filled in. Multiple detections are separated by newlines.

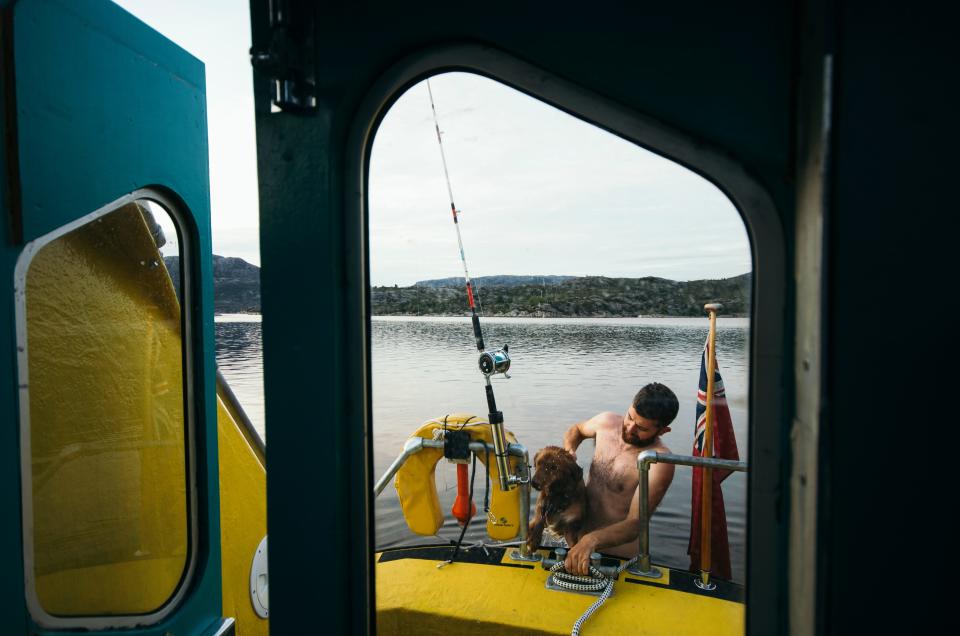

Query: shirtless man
left=561, top=382, right=679, bottom=575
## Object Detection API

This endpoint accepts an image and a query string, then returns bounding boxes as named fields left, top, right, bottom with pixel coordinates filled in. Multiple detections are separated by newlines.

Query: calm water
left=216, top=314, right=750, bottom=582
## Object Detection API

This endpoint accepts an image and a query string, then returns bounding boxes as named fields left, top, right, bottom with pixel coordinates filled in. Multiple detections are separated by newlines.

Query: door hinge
left=250, top=0, right=316, bottom=113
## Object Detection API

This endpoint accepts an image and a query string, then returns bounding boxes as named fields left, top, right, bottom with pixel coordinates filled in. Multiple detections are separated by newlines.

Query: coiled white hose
left=552, top=556, right=639, bottom=636
left=549, top=561, right=609, bottom=593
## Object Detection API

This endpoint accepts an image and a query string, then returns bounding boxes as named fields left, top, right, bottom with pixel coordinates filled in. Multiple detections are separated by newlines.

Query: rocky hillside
left=415, top=275, right=576, bottom=288
left=372, top=273, right=751, bottom=317
left=163, top=255, right=749, bottom=317
left=164, top=255, right=261, bottom=313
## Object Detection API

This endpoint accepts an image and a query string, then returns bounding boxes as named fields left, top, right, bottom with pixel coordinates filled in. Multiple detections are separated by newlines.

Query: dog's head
left=530, top=446, right=583, bottom=499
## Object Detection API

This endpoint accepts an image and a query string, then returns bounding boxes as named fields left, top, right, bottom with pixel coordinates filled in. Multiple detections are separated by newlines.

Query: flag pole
left=699, top=302, right=722, bottom=588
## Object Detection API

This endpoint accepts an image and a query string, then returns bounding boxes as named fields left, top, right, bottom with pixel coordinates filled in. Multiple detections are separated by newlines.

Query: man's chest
left=588, top=436, right=639, bottom=494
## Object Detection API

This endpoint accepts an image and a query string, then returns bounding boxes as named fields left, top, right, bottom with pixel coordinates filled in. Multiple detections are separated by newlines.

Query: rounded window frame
left=13, top=187, right=200, bottom=631
left=349, top=46, right=787, bottom=631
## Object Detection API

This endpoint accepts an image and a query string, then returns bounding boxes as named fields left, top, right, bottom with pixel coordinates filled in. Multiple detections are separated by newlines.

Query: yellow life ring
left=394, top=415, right=521, bottom=541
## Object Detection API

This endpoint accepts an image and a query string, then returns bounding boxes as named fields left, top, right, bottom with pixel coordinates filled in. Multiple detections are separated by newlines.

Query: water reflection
left=215, top=317, right=265, bottom=440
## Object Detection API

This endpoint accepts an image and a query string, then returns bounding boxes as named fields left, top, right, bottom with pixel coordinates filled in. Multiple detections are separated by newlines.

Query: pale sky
left=115, top=1, right=751, bottom=284
left=370, top=75, right=750, bottom=286
left=114, top=0, right=262, bottom=265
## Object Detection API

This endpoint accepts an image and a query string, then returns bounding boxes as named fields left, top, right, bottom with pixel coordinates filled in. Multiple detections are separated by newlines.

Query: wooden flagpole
left=700, top=303, right=721, bottom=587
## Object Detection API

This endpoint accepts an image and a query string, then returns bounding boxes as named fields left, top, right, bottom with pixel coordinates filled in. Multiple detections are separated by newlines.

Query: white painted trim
left=209, top=616, right=236, bottom=636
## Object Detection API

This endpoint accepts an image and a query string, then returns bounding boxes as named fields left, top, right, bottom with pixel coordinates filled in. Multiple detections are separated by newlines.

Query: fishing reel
left=478, top=345, right=511, bottom=378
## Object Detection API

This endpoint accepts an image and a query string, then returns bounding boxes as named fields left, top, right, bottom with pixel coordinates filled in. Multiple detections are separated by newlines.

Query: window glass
left=22, top=199, right=189, bottom=617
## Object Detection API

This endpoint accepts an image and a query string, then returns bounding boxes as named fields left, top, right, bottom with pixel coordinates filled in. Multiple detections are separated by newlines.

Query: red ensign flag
left=688, top=340, right=739, bottom=580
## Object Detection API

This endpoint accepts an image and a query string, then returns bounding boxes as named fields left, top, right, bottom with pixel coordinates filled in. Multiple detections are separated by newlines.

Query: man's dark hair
left=633, top=382, right=679, bottom=428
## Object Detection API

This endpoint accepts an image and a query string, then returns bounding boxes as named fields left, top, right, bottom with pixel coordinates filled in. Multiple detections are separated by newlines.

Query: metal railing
left=375, top=443, right=749, bottom=574
left=374, top=438, right=538, bottom=560
left=628, top=450, right=748, bottom=578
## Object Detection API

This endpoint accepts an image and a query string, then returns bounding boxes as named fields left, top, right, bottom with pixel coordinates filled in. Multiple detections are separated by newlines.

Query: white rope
left=560, top=556, right=639, bottom=636
left=571, top=580, right=614, bottom=636
left=422, top=417, right=490, bottom=429
left=549, top=562, right=609, bottom=593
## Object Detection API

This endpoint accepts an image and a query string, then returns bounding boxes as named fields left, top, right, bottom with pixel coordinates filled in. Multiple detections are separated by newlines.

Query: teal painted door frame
left=1, top=1, right=223, bottom=633
left=250, top=2, right=789, bottom=634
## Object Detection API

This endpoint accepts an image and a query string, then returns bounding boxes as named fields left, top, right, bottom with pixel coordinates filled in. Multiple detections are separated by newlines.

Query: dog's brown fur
left=527, top=445, right=588, bottom=552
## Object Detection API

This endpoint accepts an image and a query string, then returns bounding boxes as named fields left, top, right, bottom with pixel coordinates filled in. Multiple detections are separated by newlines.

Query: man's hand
left=563, top=416, right=599, bottom=462
left=564, top=534, right=599, bottom=576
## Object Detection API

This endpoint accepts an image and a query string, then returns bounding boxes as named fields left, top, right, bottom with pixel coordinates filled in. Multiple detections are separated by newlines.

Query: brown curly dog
left=527, top=445, right=588, bottom=552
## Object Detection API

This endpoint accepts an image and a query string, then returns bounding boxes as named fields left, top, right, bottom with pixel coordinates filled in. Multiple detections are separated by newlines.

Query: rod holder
left=490, top=422, right=513, bottom=491
left=483, top=375, right=515, bottom=492
left=509, top=446, right=541, bottom=562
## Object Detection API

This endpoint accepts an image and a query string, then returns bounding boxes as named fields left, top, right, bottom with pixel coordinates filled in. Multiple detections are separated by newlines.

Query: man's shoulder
left=591, top=411, right=621, bottom=427
left=653, top=441, right=672, bottom=454
left=589, top=412, right=622, bottom=444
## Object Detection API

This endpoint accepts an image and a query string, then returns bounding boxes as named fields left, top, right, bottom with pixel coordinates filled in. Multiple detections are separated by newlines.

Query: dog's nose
left=530, top=477, right=541, bottom=490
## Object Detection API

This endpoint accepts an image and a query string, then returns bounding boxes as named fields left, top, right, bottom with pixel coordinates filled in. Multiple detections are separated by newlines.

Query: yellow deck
left=376, top=546, right=744, bottom=636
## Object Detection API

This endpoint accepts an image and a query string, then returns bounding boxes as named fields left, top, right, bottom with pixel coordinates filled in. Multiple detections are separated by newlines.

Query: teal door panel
left=14, top=0, right=212, bottom=245
left=3, top=0, right=221, bottom=633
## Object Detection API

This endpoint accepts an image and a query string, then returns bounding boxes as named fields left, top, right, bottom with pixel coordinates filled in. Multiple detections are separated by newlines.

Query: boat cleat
left=542, top=548, right=618, bottom=596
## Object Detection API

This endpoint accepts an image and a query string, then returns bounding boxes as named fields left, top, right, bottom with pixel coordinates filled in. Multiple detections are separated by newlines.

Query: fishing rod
left=426, top=79, right=515, bottom=491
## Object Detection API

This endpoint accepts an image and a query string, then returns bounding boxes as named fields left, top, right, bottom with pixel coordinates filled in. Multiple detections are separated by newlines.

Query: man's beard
left=622, top=427, right=659, bottom=448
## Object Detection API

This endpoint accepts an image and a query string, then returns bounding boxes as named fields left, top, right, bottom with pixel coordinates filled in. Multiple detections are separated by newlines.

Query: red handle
left=451, top=463, right=476, bottom=526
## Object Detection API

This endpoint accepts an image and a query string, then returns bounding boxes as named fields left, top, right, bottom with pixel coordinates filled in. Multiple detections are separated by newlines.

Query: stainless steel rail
left=373, top=437, right=443, bottom=497
left=629, top=450, right=748, bottom=578
left=216, top=369, right=265, bottom=460
left=374, top=438, right=536, bottom=559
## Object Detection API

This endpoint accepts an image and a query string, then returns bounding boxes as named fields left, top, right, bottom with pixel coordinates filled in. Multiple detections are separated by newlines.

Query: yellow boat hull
left=376, top=545, right=744, bottom=635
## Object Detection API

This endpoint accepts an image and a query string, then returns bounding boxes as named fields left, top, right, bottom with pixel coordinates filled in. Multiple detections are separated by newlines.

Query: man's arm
left=563, top=414, right=603, bottom=458
left=565, top=461, right=675, bottom=575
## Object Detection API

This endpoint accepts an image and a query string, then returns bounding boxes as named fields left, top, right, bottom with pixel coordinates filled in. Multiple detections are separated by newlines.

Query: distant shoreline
left=215, top=312, right=748, bottom=319
left=196, top=255, right=751, bottom=317
left=371, top=273, right=750, bottom=319
left=371, top=313, right=748, bottom=318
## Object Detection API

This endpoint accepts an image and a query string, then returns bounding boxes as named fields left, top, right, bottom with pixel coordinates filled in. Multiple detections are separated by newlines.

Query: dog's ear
left=540, top=452, right=564, bottom=496
left=546, top=455, right=569, bottom=492
left=560, top=458, right=582, bottom=486
left=538, top=466, right=554, bottom=498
